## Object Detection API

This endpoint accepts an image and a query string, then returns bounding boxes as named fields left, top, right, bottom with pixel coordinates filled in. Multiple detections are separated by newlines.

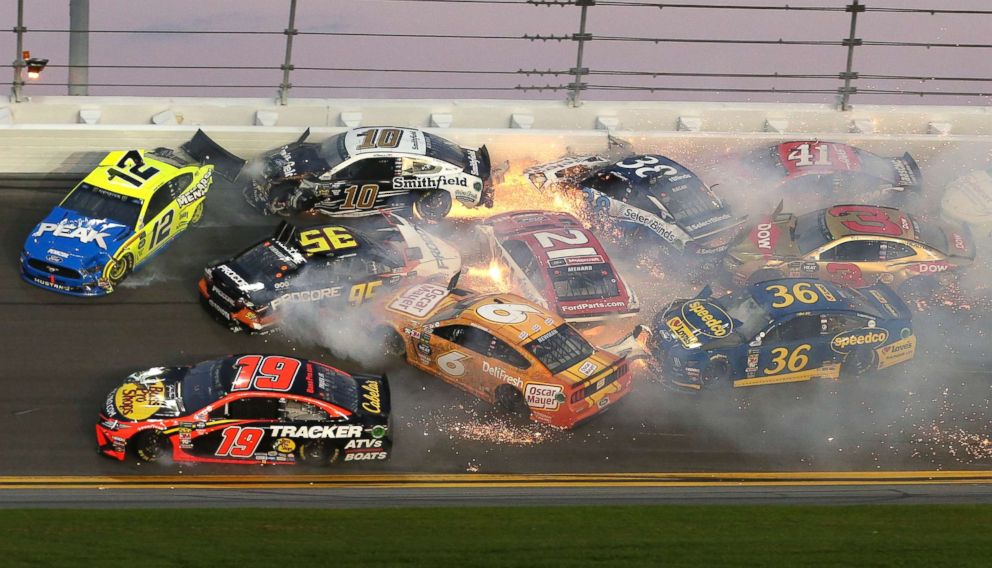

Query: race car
left=643, top=278, right=916, bottom=392
left=200, top=213, right=460, bottom=333
left=727, top=141, right=922, bottom=205
left=478, top=210, right=639, bottom=323
left=523, top=153, right=745, bottom=256
left=245, top=126, right=494, bottom=221
left=381, top=283, right=633, bottom=428
left=20, top=130, right=244, bottom=296
left=940, top=165, right=992, bottom=235
left=96, top=354, right=391, bottom=465
left=724, top=203, right=975, bottom=291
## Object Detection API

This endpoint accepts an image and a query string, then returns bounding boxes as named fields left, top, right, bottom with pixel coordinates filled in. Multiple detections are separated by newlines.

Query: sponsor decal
left=619, top=205, right=680, bottom=244
left=361, top=381, right=382, bottom=414
left=32, top=220, right=125, bottom=251
left=413, top=225, right=450, bottom=270
left=913, top=262, right=950, bottom=274
left=566, top=265, right=594, bottom=273
left=951, top=232, right=967, bottom=251
left=814, top=283, right=837, bottom=302
left=268, top=424, right=363, bottom=439
left=890, top=159, right=917, bottom=187
left=750, top=221, right=780, bottom=255
left=46, top=255, right=64, bottom=263
left=746, top=349, right=760, bottom=378
left=345, top=439, right=384, bottom=449
left=31, top=277, right=73, bottom=291
left=270, top=286, right=343, bottom=310
left=482, top=360, right=523, bottom=388
left=465, top=149, right=481, bottom=176
left=114, top=380, right=166, bottom=420
left=868, top=289, right=901, bottom=317
left=560, top=301, right=627, bottom=312
left=392, top=175, right=467, bottom=191
left=801, top=261, right=818, bottom=273
left=578, top=361, right=598, bottom=377
left=680, top=300, right=732, bottom=338
left=830, top=328, right=889, bottom=354
left=667, top=316, right=698, bottom=348
left=564, top=255, right=604, bottom=265
left=177, top=185, right=208, bottom=207
left=525, top=382, right=565, bottom=410
left=47, top=248, right=69, bottom=259
left=388, top=283, right=449, bottom=317
left=278, top=148, right=296, bottom=177
left=686, top=213, right=733, bottom=232
left=217, top=265, right=251, bottom=290
left=344, top=451, right=388, bottom=461
left=877, top=335, right=916, bottom=369
left=207, top=299, right=230, bottom=319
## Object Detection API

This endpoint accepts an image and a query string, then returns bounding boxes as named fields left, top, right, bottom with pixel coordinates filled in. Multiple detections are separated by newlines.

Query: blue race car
left=21, top=131, right=242, bottom=296
left=644, top=278, right=916, bottom=392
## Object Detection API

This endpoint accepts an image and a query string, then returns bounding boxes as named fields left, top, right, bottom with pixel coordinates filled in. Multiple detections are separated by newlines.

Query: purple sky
left=2, top=0, right=991, bottom=105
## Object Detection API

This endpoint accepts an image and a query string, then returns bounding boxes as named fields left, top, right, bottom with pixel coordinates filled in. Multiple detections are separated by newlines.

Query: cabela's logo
left=361, top=381, right=382, bottom=414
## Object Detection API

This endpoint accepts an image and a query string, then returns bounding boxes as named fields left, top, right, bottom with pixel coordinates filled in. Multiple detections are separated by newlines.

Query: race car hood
left=206, top=240, right=306, bottom=307
left=727, top=213, right=800, bottom=262
left=650, top=294, right=744, bottom=355
left=257, top=142, right=332, bottom=183
left=102, top=367, right=186, bottom=422
left=24, top=207, right=133, bottom=268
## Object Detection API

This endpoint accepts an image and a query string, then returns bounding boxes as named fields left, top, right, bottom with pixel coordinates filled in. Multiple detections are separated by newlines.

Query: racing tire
left=746, top=269, right=783, bottom=286
left=414, top=190, right=453, bottom=222
left=495, top=385, right=531, bottom=420
left=133, top=430, right=168, bottom=462
left=379, top=327, right=407, bottom=359
left=298, top=439, right=338, bottom=465
left=699, top=358, right=730, bottom=389
left=106, top=253, right=133, bottom=287
left=842, top=348, right=877, bottom=378
left=189, top=201, right=205, bottom=225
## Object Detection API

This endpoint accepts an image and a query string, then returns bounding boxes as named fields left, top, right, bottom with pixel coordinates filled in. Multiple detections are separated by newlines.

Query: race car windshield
left=424, top=133, right=468, bottom=169
left=61, top=182, right=142, bottom=227
left=524, top=325, right=594, bottom=375
left=314, top=366, right=359, bottom=413
left=318, top=133, right=350, bottom=169
left=234, top=242, right=301, bottom=280
left=551, top=264, right=620, bottom=301
left=795, top=210, right=830, bottom=255
left=722, top=291, right=772, bottom=340
left=655, top=179, right=725, bottom=224
left=179, top=360, right=225, bottom=413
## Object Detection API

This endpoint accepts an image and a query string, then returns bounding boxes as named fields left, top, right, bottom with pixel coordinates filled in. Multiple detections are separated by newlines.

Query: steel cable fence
left=5, top=0, right=991, bottom=108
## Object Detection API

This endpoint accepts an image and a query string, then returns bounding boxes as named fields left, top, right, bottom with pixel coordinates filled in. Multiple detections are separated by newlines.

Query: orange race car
left=380, top=283, right=632, bottom=429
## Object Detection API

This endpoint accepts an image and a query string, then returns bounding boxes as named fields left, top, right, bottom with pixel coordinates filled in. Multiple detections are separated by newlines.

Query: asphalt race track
left=4, top=175, right=992, bottom=506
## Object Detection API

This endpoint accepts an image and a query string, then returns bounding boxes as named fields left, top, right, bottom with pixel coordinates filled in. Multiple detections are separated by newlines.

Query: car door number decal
left=437, top=351, right=468, bottom=376
left=149, top=209, right=174, bottom=249
left=763, top=344, right=811, bottom=375
left=340, top=184, right=379, bottom=210
left=215, top=426, right=265, bottom=457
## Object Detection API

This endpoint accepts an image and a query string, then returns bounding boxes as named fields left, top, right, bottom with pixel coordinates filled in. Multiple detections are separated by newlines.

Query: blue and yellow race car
left=21, top=131, right=243, bottom=296
left=644, top=277, right=916, bottom=391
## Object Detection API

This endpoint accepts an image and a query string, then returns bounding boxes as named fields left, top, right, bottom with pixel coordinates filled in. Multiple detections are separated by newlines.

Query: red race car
left=96, top=355, right=391, bottom=465
left=479, top=210, right=639, bottom=324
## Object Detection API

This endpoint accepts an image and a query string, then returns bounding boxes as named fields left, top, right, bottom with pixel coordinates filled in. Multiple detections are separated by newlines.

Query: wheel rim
left=107, top=256, right=130, bottom=282
left=190, top=202, right=204, bottom=224
left=136, top=432, right=166, bottom=461
left=416, top=191, right=452, bottom=221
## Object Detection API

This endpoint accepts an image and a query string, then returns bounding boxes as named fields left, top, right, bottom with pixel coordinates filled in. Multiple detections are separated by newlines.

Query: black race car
left=245, top=126, right=494, bottom=221
left=199, top=213, right=461, bottom=333
left=96, top=354, right=391, bottom=465
left=524, top=153, right=746, bottom=258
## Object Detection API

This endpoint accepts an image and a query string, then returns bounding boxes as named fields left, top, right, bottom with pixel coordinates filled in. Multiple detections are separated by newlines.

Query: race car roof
left=439, top=292, right=565, bottom=347
left=747, top=278, right=885, bottom=319
left=821, top=205, right=920, bottom=241
left=513, top=223, right=609, bottom=270
left=81, top=150, right=184, bottom=200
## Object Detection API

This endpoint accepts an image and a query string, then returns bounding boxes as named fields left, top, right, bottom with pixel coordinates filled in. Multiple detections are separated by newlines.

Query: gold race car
left=380, top=283, right=633, bottom=428
left=724, top=204, right=975, bottom=292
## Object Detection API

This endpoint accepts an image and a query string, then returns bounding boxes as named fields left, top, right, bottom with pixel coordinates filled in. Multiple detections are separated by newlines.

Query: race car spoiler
left=890, top=152, right=923, bottom=192
left=181, top=129, right=247, bottom=181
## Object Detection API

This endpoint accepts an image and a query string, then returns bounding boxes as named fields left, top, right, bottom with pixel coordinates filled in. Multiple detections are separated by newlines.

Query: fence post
left=567, top=0, right=593, bottom=108
left=10, top=0, right=26, bottom=102
left=68, top=0, right=90, bottom=96
left=839, top=0, right=865, bottom=111
left=278, top=0, right=299, bottom=106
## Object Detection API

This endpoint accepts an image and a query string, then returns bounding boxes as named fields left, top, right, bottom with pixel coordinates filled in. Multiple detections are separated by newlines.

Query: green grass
left=3, top=505, right=991, bottom=567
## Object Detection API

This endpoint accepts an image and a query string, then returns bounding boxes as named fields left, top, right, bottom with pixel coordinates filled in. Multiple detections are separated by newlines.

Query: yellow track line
left=1, top=470, right=991, bottom=490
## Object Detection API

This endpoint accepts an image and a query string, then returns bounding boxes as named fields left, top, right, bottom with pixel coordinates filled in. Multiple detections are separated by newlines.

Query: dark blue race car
left=644, top=278, right=917, bottom=392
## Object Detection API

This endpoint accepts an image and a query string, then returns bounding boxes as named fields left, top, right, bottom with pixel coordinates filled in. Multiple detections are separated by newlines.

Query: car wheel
left=189, top=201, right=205, bottom=225
left=298, top=439, right=338, bottom=465
left=414, top=190, right=452, bottom=222
left=495, top=384, right=530, bottom=419
left=133, top=430, right=168, bottom=462
left=746, top=269, right=783, bottom=286
left=842, top=348, right=877, bottom=378
left=379, top=327, right=407, bottom=359
left=106, top=253, right=133, bottom=286
left=699, top=358, right=730, bottom=389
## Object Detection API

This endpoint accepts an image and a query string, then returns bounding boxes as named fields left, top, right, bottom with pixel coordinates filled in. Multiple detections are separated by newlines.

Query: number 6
left=437, top=351, right=468, bottom=376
